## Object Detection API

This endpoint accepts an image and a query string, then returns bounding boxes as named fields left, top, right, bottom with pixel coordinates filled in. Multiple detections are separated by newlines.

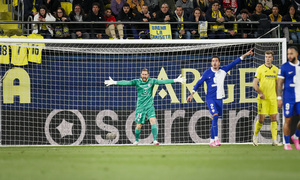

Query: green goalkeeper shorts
left=135, top=106, right=156, bottom=124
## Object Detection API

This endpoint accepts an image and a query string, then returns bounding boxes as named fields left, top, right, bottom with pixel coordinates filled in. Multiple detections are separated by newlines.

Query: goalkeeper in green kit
left=105, top=68, right=186, bottom=145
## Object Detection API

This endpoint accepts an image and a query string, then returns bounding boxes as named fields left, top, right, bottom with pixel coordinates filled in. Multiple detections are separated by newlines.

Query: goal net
left=0, top=38, right=286, bottom=146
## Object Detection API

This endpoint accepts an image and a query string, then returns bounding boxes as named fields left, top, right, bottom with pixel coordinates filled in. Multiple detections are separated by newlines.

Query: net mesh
left=0, top=39, right=285, bottom=145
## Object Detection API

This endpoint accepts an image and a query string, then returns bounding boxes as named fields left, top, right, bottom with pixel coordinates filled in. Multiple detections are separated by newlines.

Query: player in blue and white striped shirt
left=277, top=46, right=300, bottom=150
left=187, top=49, right=253, bottom=147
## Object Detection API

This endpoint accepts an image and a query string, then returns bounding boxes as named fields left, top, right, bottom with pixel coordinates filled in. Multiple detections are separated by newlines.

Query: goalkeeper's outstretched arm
left=155, top=74, right=187, bottom=85
left=104, top=76, right=136, bottom=86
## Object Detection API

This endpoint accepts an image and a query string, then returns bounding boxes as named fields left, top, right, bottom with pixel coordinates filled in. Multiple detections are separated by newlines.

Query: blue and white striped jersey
left=278, top=61, right=300, bottom=103
left=193, top=57, right=243, bottom=100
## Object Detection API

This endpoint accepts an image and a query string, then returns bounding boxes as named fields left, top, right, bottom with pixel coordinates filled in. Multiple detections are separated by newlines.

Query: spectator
left=32, top=5, right=56, bottom=39
left=117, top=3, right=139, bottom=39
left=192, top=0, right=209, bottom=15
left=188, top=7, right=206, bottom=39
left=258, top=0, right=272, bottom=15
left=144, top=0, right=159, bottom=14
left=250, top=3, right=268, bottom=38
left=54, top=7, right=70, bottom=39
left=127, top=0, right=145, bottom=15
left=73, top=0, right=105, bottom=15
left=43, top=0, right=61, bottom=15
left=104, top=8, right=124, bottom=39
left=135, top=5, right=153, bottom=39
left=69, top=4, right=90, bottom=39
left=269, top=4, right=282, bottom=38
left=175, top=0, right=194, bottom=17
left=224, top=7, right=237, bottom=38
left=86, top=2, right=108, bottom=39
left=206, top=1, right=226, bottom=39
left=155, top=3, right=176, bottom=22
left=173, top=6, right=191, bottom=39
left=283, top=5, right=300, bottom=44
left=111, top=0, right=127, bottom=16
left=237, top=9, right=252, bottom=38
left=158, top=0, right=176, bottom=13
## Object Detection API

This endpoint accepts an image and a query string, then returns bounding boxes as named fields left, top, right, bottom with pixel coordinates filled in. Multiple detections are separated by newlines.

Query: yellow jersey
left=27, top=33, right=44, bottom=64
left=10, top=35, right=28, bottom=66
left=0, top=35, right=10, bottom=64
left=255, top=64, right=278, bottom=100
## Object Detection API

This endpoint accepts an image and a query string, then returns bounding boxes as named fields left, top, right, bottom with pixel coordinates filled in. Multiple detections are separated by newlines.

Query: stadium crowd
left=21, top=0, right=300, bottom=42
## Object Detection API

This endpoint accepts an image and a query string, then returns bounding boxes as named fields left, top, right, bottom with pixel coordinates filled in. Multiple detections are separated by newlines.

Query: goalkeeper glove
left=174, top=74, right=186, bottom=84
left=104, top=76, right=117, bottom=86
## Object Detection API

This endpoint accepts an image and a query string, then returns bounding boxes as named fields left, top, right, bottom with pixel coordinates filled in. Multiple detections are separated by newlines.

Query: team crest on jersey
left=273, top=70, right=276, bottom=74
left=143, top=88, right=147, bottom=94
left=148, top=84, right=151, bottom=87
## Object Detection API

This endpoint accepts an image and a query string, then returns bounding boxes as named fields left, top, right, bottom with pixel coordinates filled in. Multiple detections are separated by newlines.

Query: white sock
left=293, top=134, right=298, bottom=138
left=210, top=139, right=214, bottom=143
left=214, top=137, right=219, bottom=141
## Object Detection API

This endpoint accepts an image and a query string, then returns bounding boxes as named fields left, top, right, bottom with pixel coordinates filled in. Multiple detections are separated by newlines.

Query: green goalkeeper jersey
left=117, top=78, right=174, bottom=109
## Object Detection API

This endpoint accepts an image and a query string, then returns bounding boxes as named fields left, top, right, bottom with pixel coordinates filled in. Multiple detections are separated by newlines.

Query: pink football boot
left=291, top=136, right=300, bottom=150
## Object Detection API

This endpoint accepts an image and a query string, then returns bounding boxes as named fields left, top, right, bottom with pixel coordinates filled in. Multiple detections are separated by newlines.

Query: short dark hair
left=225, top=7, right=232, bottom=11
left=256, top=3, right=263, bottom=7
left=141, top=68, right=149, bottom=74
left=211, top=56, right=220, bottom=62
left=272, top=4, right=279, bottom=9
left=212, top=0, right=219, bottom=5
left=176, top=6, right=183, bottom=10
left=161, top=3, right=169, bottom=8
left=105, top=7, right=112, bottom=12
left=288, top=46, right=299, bottom=53
left=123, top=3, right=130, bottom=8
left=92, top=2, right=100, bottom=9
left=240, top=9, right=249, bottom=14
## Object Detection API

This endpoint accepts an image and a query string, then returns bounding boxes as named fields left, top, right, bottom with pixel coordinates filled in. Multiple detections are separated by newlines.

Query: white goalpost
left=0, top=38, right=286, bottom=146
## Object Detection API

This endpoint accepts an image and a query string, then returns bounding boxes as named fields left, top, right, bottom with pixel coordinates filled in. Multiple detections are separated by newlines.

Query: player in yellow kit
left=252, top=50, right=282, bottom=146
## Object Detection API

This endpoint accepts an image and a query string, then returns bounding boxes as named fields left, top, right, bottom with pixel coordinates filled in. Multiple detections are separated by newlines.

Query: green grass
left=0, top=145, right=299, bottom=180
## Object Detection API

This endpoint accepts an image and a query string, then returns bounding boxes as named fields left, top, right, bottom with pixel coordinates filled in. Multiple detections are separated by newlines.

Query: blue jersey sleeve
left=222, top=57, right=242, bottom=72
left=193, top=71, right=208, bottom=92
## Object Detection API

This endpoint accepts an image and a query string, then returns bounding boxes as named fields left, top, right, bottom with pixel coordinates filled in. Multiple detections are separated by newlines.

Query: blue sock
left=284, top=135, right=290, bottom=144
left=210, top=125, right=214, bottom=139
left=295, top=129, right=300, bottom=137
left=212, top=115, right=218, bottom=138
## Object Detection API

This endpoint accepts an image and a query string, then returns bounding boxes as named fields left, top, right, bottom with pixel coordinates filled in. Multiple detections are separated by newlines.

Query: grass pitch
left=0, top=144, right=298, bottom=180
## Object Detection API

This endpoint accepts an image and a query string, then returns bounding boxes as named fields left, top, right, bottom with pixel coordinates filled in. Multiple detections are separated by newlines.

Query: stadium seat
left=0, top=2, right=22, bottom=36
left=61, top=2, right=73, bottom=15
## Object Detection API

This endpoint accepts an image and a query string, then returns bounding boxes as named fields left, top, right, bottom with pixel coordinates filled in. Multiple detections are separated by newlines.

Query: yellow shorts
left=258, top=99, right=278, bottom=115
